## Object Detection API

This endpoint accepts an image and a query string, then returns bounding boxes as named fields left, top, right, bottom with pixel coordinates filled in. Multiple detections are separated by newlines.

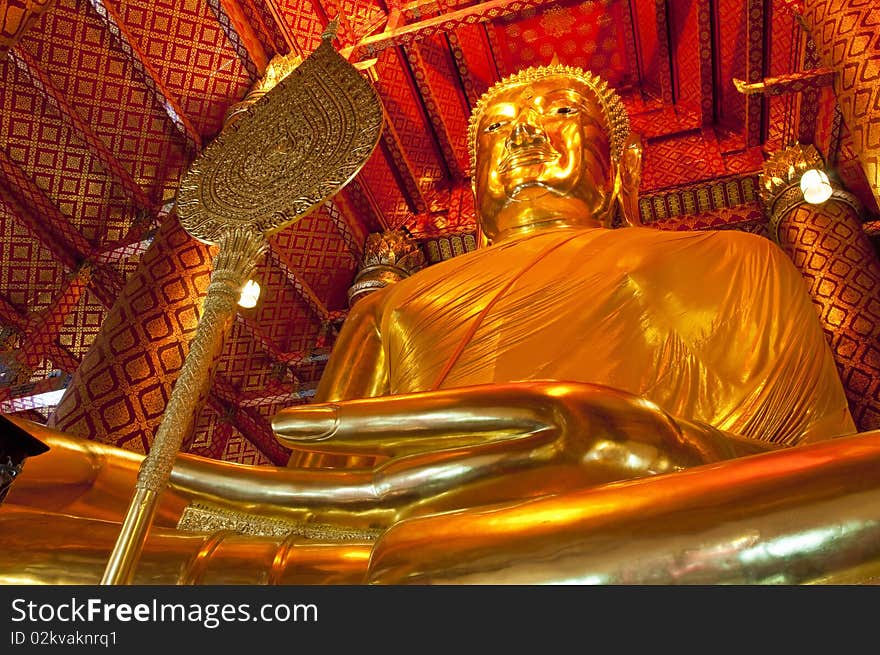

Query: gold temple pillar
left=800, top=0, right=880, bottom=208
left=48, top=217, right=214, bottom=452
left=761, top=144, right=880, bottom=431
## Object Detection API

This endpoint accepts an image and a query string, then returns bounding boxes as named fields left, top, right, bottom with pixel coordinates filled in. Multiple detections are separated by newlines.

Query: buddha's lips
left=499, top=146, right=558, bottom=173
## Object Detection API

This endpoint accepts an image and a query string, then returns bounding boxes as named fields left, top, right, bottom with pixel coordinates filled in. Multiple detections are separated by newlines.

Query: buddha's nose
left=507, top=118, right=545, bottom=148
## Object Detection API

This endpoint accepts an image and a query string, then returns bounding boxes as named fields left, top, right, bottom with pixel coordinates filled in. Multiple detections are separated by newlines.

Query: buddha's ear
left=475, top=221, right=491, bottom=248
left=471, top=177, right=492, bottom=247
left=617, top=133, right=643, bottom=227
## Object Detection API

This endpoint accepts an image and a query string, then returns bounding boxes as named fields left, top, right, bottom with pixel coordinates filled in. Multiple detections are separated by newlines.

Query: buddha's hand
left=271, top=381, right=774, bottom=475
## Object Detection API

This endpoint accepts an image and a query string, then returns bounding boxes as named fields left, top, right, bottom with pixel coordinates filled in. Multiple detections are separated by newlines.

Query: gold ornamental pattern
left=176, top=34, right=384, bottom=244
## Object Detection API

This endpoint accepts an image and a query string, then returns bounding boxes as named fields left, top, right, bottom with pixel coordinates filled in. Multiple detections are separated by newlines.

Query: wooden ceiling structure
left=0, top=0, right=876, bottom=465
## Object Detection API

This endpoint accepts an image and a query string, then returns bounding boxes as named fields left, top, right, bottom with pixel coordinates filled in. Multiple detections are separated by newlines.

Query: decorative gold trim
left=759, top=143, right=824, bottom=210
left=177, top=502, right=381, bottom=542
left=223, top=53, right=304, bottom=127
left=347, top=230, right=426, bottom=306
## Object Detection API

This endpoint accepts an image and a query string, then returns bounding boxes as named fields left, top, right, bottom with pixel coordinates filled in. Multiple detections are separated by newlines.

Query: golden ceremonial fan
left=175, top=23, right=384, bottom=244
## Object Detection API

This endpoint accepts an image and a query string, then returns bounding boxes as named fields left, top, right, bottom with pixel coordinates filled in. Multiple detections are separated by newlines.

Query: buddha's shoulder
left=355, top=245, right=491, bottom=313
left=622, top=225, right=770, bottom=246
left=619, top=226, right=783, bottom=262
left=387, top=243, right=495, bottom=288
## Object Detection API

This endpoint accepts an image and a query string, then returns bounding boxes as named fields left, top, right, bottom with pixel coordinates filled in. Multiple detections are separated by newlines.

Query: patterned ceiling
left=0, top=0, right=876, bottom=465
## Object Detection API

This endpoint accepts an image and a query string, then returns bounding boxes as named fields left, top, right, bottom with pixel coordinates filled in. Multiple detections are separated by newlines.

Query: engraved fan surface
left=175, top=38, right=384, bottom=244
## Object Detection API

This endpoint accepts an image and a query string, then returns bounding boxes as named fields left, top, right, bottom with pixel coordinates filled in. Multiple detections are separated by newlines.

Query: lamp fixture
left=238, top=279, right=261, bottom=308
left=800, top=168, right=833, bottom=205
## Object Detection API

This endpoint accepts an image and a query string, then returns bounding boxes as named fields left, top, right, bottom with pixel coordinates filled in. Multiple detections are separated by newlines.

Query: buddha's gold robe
left=321, top=226, right=854, bottom=445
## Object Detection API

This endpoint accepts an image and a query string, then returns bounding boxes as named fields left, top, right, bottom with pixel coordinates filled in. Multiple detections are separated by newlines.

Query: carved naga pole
left=101, top=22, right=384, bottom=584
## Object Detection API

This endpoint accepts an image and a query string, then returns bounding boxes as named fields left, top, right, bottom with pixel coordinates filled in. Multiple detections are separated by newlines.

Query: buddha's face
left=473, top=75, right=616, bottom=241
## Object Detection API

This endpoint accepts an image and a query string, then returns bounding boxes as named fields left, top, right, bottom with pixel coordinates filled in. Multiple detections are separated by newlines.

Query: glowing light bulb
left=800, top=168, right=832, bottom=205
left=238, top=279, right=260, bottom=308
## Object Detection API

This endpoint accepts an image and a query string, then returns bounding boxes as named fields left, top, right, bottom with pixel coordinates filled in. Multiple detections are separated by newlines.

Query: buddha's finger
left=271, top=383, right=578, bottom=456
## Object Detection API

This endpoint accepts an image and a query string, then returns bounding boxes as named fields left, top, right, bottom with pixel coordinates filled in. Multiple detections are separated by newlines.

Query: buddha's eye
left=485, top=121, right=505, bottom=133
left=554, top=106, right=577, bottom=115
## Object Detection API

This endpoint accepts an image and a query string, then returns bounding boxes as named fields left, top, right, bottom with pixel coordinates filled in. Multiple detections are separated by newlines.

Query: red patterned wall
left=777, top=199, right=880, bottom=431
left=49, top=216, right=213, bottom=453
left=801, top=0, right=880, bottom=209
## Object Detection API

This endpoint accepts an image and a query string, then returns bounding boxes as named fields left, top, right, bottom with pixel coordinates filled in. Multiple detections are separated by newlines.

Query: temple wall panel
left=801, top=0, right=880, bottom=208
left=777, top=199, right=880, bottom=431
left=49, top=216, right=213, bottom=453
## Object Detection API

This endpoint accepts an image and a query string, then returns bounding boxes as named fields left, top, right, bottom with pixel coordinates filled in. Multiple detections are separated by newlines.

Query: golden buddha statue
left=1, top=65, right=871, bottom=586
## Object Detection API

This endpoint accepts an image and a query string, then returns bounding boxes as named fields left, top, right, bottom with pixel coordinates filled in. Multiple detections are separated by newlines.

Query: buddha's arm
left=273, top=382, right=775, bottom=506
left=4, top=420, right=189, bottom=528
left=177, top=382, right=779, bottom=525
left=10, top=382, right=775, bottom=530
left=275, top=381, right=777, bottom=474
left=315, top=291, right=390, bottom=402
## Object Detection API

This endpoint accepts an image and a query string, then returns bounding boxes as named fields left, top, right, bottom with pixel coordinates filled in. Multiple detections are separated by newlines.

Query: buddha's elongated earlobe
left=618, top=133, right=643, bottom=227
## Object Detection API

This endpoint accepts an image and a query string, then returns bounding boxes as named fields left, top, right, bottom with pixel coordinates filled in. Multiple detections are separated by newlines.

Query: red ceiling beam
left=653, top=0, right=674, bottom=105
left=733, top=52, right=834, bottom=151
left=0, top=156, right=85, bottom=271
left=826, top=103, right=843, bottom=168
left=237, top=0, right=298, bottom=56
left=445, top=30, right=484, bottom=108
left=80, top=262, right=124, bottom=310
left=0, top=294, right=27, bottom=332
left=347, top=0, right=556, bottom=62
left=619, top=0, right=642, bottom=89
left=9, top=49, right=156, bottom=213
left=225, top=402, right=291, bottom=465
left=696, top=0, right=714, bottom=125
left=265, top=246, right=331, bottom=323
left=0, top=285, right=81, bottom=375
left=186, top=404, right=233, bottom=460
left=18, top=266, right=90, bottom=371
left=403, top=42, right=467, bottom=180
left=207, top=0, right=268, bottom=80
left=743, top=0, right=766, bottom=147
left=210, top=375, right=291, bottom=465
left=797, top=32, right=824, bottom=145
left=378, top=120, right=430, bottom=214
left=86, top=0, right=202, bottom=153
left=234, top=314, right=330, bottom=369
left=345, top=175, right=390, bottom=232
left=92, top=232, right=155, bottom=265
left=235, top=314, right=288, bottom=361
left=322, top=200, right=366, bottom=261
left=364, top=57, right=431, bottom=217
